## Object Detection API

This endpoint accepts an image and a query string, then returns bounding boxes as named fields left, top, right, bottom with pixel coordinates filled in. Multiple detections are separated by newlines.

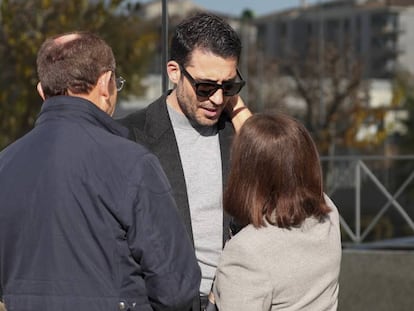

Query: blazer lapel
left=136, top=97, right=194, bottom=243
left=132, top=95, right=236, bottom=246
left=218, top=117, right=234, bottom=245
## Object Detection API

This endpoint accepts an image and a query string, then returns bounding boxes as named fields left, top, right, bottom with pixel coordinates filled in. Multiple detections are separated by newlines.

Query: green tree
left=0, top=0, right=158, bottom=149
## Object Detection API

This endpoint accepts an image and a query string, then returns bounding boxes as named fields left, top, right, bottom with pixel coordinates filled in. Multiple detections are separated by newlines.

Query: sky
left=191, top=0, right=320, bottom=17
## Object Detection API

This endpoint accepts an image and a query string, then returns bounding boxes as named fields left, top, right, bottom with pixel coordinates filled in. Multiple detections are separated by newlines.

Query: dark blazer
left=118, top=92, right=234, bottom=311
left=118, top=92, right=234, bottom=245
left=0, top=96, right=201, bottom=311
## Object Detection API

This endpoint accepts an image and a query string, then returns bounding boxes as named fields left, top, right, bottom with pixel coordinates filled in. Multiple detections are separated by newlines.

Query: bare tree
left=246, top=38, right=391, bottom=156
left=284, top=40, right=369, bottom=155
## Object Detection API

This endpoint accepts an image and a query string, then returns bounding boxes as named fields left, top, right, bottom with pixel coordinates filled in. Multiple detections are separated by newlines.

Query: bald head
left=54, top=33, right=80, bottom=45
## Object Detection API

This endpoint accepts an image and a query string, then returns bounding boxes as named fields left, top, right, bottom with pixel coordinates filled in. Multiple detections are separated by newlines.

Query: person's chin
left=198, top=116, right=219, bottom=127
left=200, top=109, right=222, bottom=125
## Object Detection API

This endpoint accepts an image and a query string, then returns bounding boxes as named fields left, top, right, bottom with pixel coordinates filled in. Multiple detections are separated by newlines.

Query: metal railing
left=321, top=155, right=414, bottom=244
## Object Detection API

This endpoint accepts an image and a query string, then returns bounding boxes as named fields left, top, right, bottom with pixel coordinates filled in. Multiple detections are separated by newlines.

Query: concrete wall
left=398, top=8, right=414, bottom=75
left=339, top=249, right=414, bottom=311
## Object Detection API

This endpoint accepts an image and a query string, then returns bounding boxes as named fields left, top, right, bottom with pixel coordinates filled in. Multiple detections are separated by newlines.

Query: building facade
left=255, top=0, right=414, bottom=79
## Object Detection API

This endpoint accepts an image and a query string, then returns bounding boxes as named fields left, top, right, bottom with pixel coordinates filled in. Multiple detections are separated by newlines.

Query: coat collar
left=36, top=96, right=129, bottom=138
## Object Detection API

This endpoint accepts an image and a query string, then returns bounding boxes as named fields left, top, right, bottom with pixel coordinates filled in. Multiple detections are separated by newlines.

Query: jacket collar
left=36, top=95, right=129, bottom=138
left=143, top=91, right=230, bottom=140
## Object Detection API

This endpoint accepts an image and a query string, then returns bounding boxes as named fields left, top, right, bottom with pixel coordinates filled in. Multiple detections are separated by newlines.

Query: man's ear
left=37, top=82, right=45, bottom=100
left=98, top=71, right=113, bottom=98
left=167, top=61, right=180, bottom=84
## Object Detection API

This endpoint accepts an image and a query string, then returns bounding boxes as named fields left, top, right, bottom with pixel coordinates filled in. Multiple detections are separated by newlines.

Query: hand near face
left=226, top=95, right=252, bottom=132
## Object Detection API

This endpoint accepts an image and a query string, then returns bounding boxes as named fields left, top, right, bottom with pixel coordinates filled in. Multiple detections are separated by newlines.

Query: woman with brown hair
left=213, top=113, right=341, bottom=311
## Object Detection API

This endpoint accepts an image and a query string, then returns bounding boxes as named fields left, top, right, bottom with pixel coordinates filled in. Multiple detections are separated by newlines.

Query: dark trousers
left=200, top=295, right=209, bottom=310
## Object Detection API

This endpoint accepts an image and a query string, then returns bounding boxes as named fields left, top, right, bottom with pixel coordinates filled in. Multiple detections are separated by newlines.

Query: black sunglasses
left=179, top=65, right=245, bottom=98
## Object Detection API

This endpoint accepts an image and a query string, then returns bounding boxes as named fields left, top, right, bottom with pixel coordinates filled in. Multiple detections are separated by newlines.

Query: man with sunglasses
left=119, top=12, right=252, bottom=311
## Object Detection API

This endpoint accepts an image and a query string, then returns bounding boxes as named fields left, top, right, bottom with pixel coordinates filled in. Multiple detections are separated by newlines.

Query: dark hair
left=36, top=31, right=115, bottom=98
left=224, top=113, right=331, bottom=229
left=170, top=12, right=242, bottom=66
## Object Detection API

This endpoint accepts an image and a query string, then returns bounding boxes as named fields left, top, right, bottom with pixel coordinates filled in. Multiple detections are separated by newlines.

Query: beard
left=175, top=84, right=224, bottom=127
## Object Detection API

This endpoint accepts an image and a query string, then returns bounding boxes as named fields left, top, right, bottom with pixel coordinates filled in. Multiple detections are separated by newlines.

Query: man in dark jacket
left=0, top=31, right=200, bottom=311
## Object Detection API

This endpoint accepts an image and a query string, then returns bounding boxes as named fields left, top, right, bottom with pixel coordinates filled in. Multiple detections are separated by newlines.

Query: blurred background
left=1, top=0, right=414, bottom=310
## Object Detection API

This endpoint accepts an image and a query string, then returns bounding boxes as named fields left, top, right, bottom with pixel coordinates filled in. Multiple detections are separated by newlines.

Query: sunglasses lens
left=195, top=83, right=219, bottom=97
left=195, top=81, right=245, bottom=97
left=222, top=82, right=245, bottom=96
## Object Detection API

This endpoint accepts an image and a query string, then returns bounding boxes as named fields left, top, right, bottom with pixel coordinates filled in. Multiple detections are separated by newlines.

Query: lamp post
left=161, top=0, right=168, bottom=93
left=318, top=0, right=325, bottom=129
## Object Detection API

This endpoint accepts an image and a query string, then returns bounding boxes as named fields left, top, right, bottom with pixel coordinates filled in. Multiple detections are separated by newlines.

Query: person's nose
left=209, top=88, right=224, bottom=105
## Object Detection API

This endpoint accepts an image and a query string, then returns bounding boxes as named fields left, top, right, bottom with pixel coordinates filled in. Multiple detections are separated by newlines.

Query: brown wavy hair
left=224, top=113, right=331, bottom=229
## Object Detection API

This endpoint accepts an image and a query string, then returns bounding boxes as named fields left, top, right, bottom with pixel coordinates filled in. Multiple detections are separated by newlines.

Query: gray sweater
left=168, top=104, right=223, bottom=295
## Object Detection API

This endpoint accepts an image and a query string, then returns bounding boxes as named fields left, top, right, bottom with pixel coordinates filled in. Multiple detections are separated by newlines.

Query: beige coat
left=213, top=196, right=341, bottom=311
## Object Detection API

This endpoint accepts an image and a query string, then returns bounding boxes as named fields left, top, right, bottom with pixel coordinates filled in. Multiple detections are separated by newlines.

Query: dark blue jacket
left=0, top=96, right=201, bottom=311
